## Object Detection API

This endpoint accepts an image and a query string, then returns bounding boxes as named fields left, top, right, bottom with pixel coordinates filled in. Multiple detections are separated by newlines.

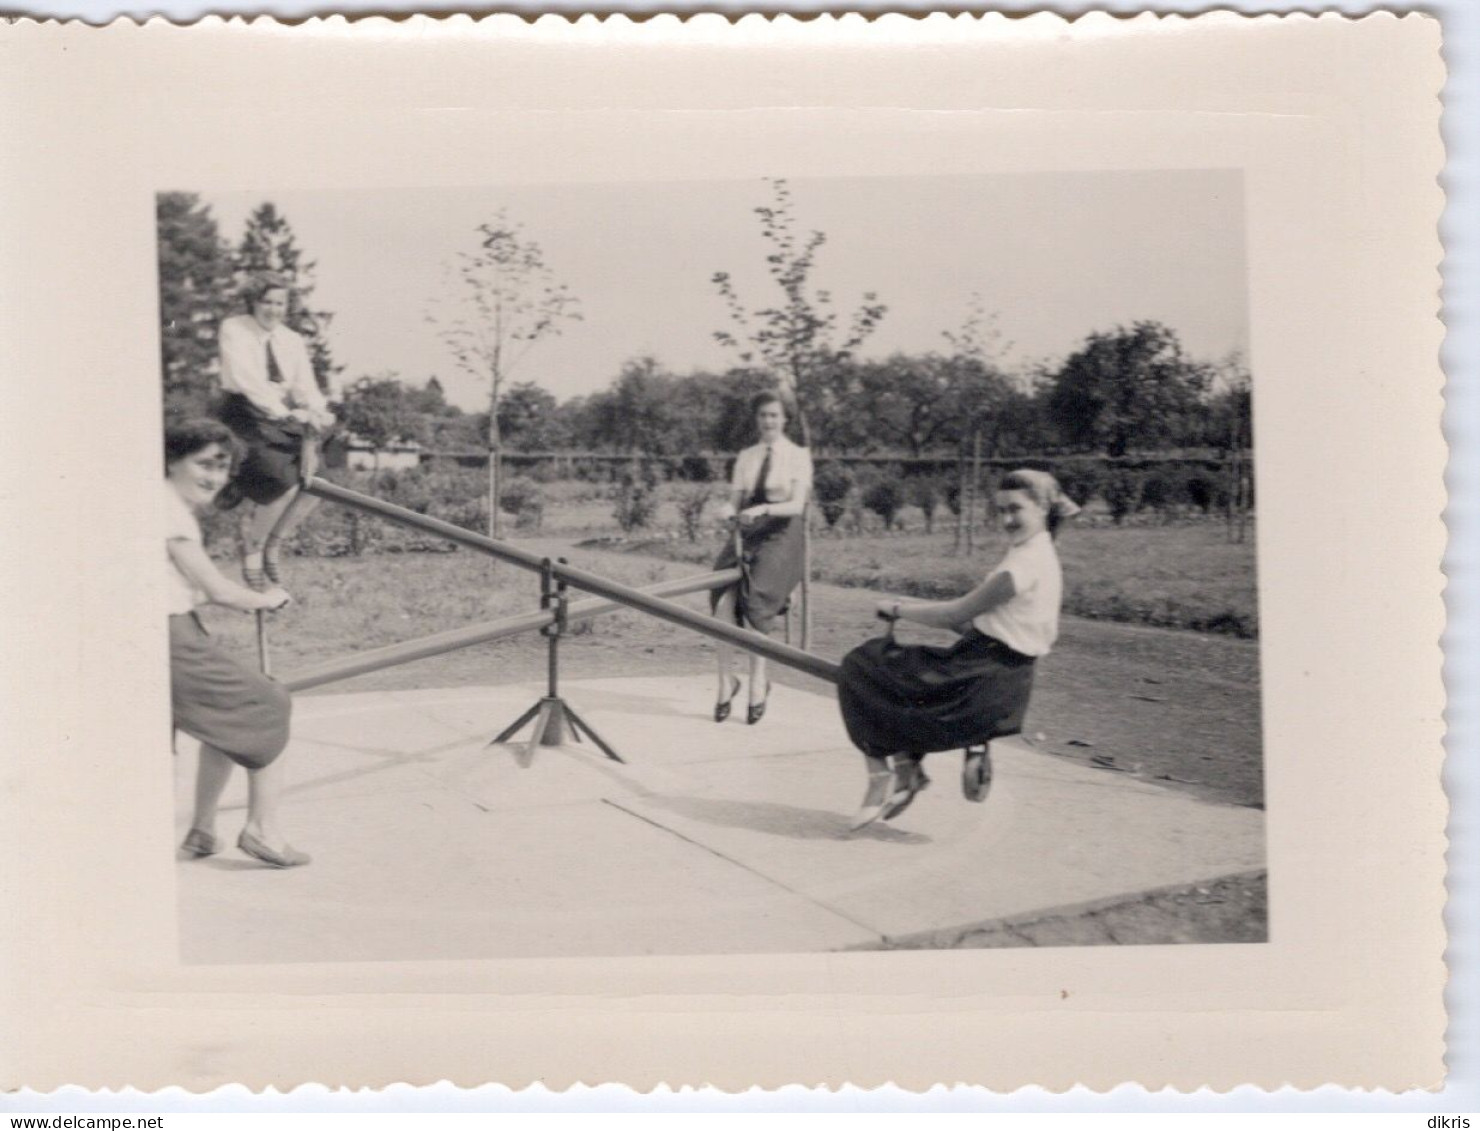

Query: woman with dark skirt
left=166, top=419, right=310, bottom=867
left=214, top=272, right=337, bottom=590
left=710, top=391, right=814, bottom=724
left=838, top=469, right=1079, bottom=832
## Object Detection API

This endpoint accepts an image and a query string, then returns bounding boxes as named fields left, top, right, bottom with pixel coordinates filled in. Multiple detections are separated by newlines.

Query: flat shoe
left=883, top=760, right=930, bottom=821
left=238, top=830, right=311, bottom=868
left=180, top=828, right=222, bottom=857
left=849, top=769, right=896, bottom=833
left=962, top=745, right=993, bottom=803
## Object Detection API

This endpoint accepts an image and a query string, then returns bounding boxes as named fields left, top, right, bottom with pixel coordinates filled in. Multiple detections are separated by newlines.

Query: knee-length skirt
left=837, top=628, right=1035, bottom=758
left=169, top=613, right=292, bottom=769
left=709, top=515, right=805, bottom=634
left=217, top=393, right=319, bottom=507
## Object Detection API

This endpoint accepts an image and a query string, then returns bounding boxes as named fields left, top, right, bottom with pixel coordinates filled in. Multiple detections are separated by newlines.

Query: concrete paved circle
left=175, top=676, right=1264, bottom=963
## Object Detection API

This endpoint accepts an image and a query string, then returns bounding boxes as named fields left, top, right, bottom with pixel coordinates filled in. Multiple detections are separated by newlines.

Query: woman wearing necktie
left=214, top=273, right=338, bottom=590
left=709, top=390, right=814, bottom=724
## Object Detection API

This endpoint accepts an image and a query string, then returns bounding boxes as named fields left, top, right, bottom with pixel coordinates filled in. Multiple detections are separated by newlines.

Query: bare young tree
left=1209, top=350, right=1254, bottom=543
left=428, top=212, right=581, bottom=536
left=712, top=178, right=887, bottom=447
left=942, top=294, right=1014, bottom=553
left=711, top=179, right=886, bottom=649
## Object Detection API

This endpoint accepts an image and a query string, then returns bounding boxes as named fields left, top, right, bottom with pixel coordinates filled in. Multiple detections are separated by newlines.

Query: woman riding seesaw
left=166, top=418, right=311, bottom=868
left=836, top=469, right=1079, bottom=832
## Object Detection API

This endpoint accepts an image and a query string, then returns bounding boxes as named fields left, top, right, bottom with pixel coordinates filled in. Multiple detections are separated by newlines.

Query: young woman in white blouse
left=837, top=469, right=1079, bottom=831
left=215, top=273, right=337, bottom=590
left=709, top=391, right=814, bottom=724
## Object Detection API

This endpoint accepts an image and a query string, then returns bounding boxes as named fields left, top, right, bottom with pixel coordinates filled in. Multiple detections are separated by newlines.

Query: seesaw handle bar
left=300, top=476, right=843, bottom=685
left=282, top=568, right=739, bottom=692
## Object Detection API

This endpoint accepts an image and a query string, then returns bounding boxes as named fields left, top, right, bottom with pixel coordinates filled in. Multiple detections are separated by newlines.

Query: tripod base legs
left=490, top=696, right=625, bottom=765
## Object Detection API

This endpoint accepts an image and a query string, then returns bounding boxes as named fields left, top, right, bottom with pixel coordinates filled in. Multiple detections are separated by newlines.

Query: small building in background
left=344, top=434, right=423, bottom=472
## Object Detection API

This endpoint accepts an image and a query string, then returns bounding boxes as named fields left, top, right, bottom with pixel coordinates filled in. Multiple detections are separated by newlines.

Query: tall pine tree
left=156, top=192, right=234, bottom=420
left=233, top=202, right=342, bottom=398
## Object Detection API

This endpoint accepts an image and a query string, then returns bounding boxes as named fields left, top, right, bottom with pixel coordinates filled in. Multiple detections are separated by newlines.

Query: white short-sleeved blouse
left=164, top=482, right=206, bottom=615
left=972, top=531, right=1063, bottom=657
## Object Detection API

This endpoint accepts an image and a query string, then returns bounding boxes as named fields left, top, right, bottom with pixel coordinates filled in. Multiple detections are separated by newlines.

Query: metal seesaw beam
left=281, top=567, right=739, bottom=692
left=300, top=476, right=843, bottom=684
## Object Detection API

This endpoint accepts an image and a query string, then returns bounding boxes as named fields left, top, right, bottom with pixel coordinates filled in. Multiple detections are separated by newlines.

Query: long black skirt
left=709, top=515, right=805, bottom=634
left=217, top=393, right=319, bottom=507
left=837, top=628, right=1036, bottom=758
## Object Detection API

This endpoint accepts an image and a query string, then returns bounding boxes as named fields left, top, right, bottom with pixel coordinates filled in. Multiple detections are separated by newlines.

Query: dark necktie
left=265, top=338, right=286, bottom=385
left=749, top=445, right=773, bottom=508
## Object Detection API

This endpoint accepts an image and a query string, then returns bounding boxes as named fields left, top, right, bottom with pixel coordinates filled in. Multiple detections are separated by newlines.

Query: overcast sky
left=203, top=170, right=1248, bottom=412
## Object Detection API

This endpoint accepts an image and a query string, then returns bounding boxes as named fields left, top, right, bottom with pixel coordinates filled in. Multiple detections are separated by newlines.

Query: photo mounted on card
left=0, top=12, right=1446, bottom=1093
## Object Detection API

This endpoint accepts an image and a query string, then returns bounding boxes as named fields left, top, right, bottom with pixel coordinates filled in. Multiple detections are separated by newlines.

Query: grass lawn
left=616, top=521, right=1259, bottom=638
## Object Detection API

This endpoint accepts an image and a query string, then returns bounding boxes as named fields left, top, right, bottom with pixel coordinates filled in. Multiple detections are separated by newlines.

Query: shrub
left=943, top=475, right=964, bottom=518
left=1053, top=460, right=1107, bottom=511
left=527, top=459, right=564, bottom=484
left=613, top=459, right=659, bottom=532
left=1185, top=470, right=1229, bottom=514
left=906, top=475, right=942, bottom=533
left=811, top=462, right=854, bottom=530
left=1139, top=465, right=1187, bottom=516
left=861, top=476, right=905, bottom=531
left=676, top=454, right=715, bottom=483
left=1102, top=467, right=1145, bottom=524
left=675, top=483, right=714, bottom=542
left=499, top=476, right=544, bottom=531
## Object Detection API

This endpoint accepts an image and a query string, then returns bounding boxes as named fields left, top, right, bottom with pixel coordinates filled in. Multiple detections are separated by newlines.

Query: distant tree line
left=158, top=190, right=1252, bottom=467
left=321, top=328, right=1249, bottom=464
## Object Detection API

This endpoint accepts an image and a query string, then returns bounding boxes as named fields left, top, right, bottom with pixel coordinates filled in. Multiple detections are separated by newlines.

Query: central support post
left=490, top=557, right=624, bottom=767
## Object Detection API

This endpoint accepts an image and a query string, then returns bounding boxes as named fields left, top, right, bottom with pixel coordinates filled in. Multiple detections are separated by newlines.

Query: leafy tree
left=498, top=381, right=568, bottom=451
left=428, top=211, right=582, bottom=536
left=411, top=376, right=454, bottom=416
left=852, top=354, right=959, bottom=456
left=336, top=374, right=427, bottom=457
left=1045, top=321, right=1212, bottom=456
left=426, top=412, right=486, bottom=454
left=702, top=366, right=786, bottom=453
left=711, top=178, right=887, bottom=448
left=602, top=357, right=682, bottom=454
left=156, top=192, right=234, bottom=420
left=233, top=202, right=342, bottom=397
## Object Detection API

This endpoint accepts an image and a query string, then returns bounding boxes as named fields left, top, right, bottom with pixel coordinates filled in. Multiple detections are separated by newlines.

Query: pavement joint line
left=598, top=797, right=886, bottom=942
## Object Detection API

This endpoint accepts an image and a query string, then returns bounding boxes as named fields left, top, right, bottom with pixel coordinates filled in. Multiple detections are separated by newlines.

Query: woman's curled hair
left=165, top=418, right=242, bottom=471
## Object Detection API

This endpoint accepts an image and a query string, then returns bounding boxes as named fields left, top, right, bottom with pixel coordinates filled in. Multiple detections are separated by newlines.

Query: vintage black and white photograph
left=3, top=12, right=1448, bottom=1093
left=158, top=172, right=1263, bottom=963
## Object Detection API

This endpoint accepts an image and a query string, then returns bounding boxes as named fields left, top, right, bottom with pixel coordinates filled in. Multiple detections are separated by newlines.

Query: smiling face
left=166, top=442, right=233, bottom=510
left=755, top=399, right=786, bottom=444
left=251, top=287, right=289, bottom=332
left=995, top=489, right=1048, bottom=545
